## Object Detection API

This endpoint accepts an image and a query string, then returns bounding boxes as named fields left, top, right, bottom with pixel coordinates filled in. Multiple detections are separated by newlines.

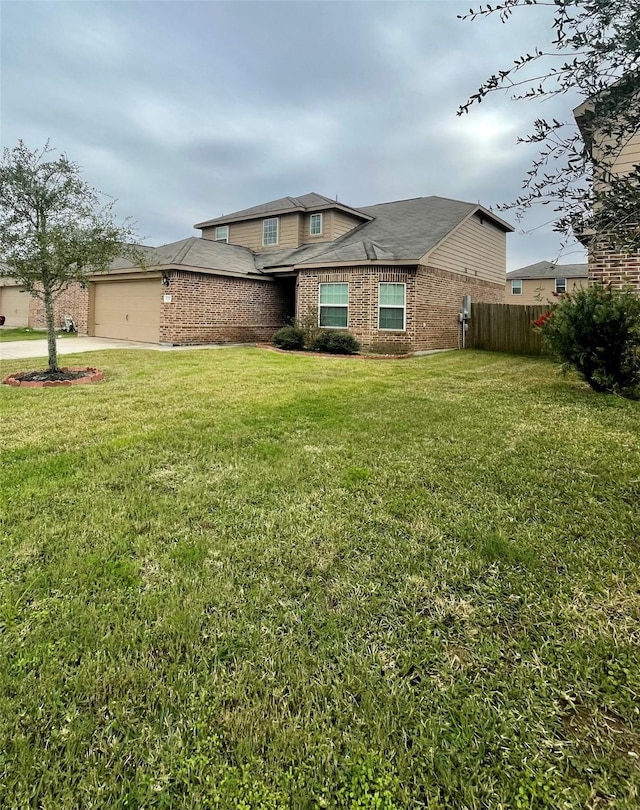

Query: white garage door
left=93, top=279, right=161, bottom=343
left=0, top=286, right=29, bottom=327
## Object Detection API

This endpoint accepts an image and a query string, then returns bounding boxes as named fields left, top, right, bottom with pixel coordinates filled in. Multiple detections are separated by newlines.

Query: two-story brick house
left=7, top=192, right=513, bottom=352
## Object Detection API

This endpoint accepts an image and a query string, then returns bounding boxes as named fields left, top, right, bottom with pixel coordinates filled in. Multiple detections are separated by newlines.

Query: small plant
left=272, top=325, right=305, bottom=351
left=312, top=329, right=361, bottom=354
left=294, top=307, right=321, bottom=349
left=537, top=283, right=640, bottom=396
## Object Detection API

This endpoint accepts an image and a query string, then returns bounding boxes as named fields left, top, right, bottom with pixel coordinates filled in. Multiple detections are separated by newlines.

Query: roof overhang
left=91, top=264, right=273, bottom=281
left=294, top=259, right=418, bottom=270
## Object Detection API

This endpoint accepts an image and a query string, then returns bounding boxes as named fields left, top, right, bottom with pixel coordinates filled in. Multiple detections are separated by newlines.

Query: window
left=555, top=278, right=566, bottom=294
left=263, top=217, right=279, bottom=246
left=319, top=283, right=348, bottom=328
left=378, top=283, right=406, bottom=331
left=214, top=226, right=229, bottom=243
left=309, top=213, right=323, bottom=236
left=511, top=279, right=522, bottom=295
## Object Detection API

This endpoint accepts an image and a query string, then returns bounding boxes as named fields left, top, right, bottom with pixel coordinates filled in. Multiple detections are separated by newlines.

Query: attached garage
left=91, top=278, right=161, bottom=343
left=0, top=285, right=30, bottom=327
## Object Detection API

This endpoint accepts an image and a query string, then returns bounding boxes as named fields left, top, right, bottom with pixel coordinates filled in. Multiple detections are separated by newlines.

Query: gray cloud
left=1, top=0, right=587, bottom=269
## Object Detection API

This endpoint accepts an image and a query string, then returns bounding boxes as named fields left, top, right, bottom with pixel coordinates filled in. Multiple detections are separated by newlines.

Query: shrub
left=294, top=308, right=320, bottom=350
left=538, top=284, right=640, bottom=396
left=312, top=329, right=361, bottom=354
left=272, top=325, right=305, bottom=351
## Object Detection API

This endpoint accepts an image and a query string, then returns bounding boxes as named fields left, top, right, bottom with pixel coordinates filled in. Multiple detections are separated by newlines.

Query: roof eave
left=294, top=259, right=418, bottom=269
left=93, top=263, right=267, bottom=280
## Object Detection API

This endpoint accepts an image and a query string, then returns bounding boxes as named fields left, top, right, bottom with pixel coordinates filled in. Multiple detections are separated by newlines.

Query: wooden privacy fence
left=467, top=303, right=550, bottom=355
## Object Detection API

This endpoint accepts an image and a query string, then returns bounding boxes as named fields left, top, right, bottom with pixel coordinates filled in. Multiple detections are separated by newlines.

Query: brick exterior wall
left=414, top=265, right=505, bottom=351
left=160, top=270, right=293, bottom=345
left=588, top=242, right=640, bottom=290
left=296, top=265, right=504, bottom=352
left=28, top=283, right=89, bottom=333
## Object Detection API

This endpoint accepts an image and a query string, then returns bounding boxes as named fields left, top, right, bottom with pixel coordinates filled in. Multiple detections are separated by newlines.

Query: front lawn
left=1, top=348, right=638, bottom=808
left=0, top=326, right=77, bottom=341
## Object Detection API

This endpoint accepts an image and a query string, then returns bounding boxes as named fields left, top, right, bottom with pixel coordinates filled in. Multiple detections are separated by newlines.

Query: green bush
left=272, top=325, right=305, bottom=351
left=538, top=283, right=640, bottom=396
left=312, top=329, right=361, bottom=354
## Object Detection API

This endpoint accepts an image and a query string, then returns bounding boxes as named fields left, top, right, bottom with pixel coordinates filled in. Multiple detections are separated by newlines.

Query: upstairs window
left=263, top=217, right=279, bottom=246
left=555, top=278, right=566, bottom=294
left=310, top=213, right=323, bottom=236
left=319, top=283, right=348, bottom=328
left=214, top=226, right=229, bottom=243
left=378, top=283, right=406, bottom=331
left=511, top=279, right=522, bottom=295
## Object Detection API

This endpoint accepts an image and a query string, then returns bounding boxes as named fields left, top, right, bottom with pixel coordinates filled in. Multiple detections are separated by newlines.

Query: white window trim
left=511, top=279, right=522, bottom=295
left=318, top=282, right=349, bottom=329
left=378, top=282, right=406, bottom=332
left=214, top=226, right=229, bottom=243
left=309, top=213, right=323, bottom=237
left=555, top=278, right=567, bottom=294
left=263, top=217, right=279, bottom=246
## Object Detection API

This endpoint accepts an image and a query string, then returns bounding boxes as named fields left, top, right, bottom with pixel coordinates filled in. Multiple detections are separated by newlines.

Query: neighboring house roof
left=507, top=261, right=588, bottom=280
left=194, top=192, right=372, bottom=229
left=107, top=238, right=261, bottom=277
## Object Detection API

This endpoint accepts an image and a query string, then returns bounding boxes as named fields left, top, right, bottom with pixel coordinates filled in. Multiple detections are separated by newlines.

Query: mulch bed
left=3, top=367, right=105, bottom=388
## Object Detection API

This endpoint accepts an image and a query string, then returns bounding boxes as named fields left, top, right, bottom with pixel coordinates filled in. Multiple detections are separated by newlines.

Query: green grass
left=1, top=347, right=639, bottom=808
left=0, top=327, right=77, bottom=341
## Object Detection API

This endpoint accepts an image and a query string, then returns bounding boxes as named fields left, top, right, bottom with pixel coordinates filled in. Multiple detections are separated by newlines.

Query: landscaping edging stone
left=3, top=367, right=105, bottom=388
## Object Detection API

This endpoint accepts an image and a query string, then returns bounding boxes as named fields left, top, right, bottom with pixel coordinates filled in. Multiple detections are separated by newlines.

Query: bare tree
left=0, top=141, right=140, bottom=371
left=458, top=0, right=640, bottom=251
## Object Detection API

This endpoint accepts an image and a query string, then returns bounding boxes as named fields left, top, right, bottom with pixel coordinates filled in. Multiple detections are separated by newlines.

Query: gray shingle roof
left=194, top=192, right=372, bottom=229
left=507, top=261, right=588, bottom=280
left=292, top=196, right=512, bottom=265
left=104, top=194, right=513, bottom=279
left=110, top=238, right=259, bottom=276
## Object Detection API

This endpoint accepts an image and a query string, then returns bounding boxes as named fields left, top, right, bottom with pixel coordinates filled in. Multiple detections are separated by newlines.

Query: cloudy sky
left=1, top=0, right=587, bottom=270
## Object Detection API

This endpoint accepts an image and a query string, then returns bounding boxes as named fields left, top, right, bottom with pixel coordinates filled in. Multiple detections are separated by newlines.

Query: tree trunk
left=43, top=284, right=59, bottom=372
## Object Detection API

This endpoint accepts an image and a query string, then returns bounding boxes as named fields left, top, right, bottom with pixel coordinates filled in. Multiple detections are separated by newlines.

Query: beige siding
left=592, top=128, right=640, bottom=178
left=425, top=213, right=507, bottom=285
left=332, top=211, right=363, bottom=239
left=202, top=214, right=302, bottom=251
left=300, top=211, right=330, bottom=244
left=299, top=210, right=361, bottom=244
left=505, top=277, right=587, bottom=305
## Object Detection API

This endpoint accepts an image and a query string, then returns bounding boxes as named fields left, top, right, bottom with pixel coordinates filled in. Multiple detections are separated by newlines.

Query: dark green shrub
left=538, top=284, right=640, bottom=396
left=272, top=325, right=305, bottom=351
left=312, top=329, right=361, bottom=355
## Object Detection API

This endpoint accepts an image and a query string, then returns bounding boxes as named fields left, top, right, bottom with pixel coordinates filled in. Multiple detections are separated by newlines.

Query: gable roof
left=288, top=196, right=512, bottom=267
left=194, top=192, right=372, bottom=229
left=507, top=261, right=588, bottom=280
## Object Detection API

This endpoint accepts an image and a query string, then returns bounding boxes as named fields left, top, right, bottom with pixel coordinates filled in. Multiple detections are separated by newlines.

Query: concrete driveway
left=0, top=336, right=239, bottom=361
